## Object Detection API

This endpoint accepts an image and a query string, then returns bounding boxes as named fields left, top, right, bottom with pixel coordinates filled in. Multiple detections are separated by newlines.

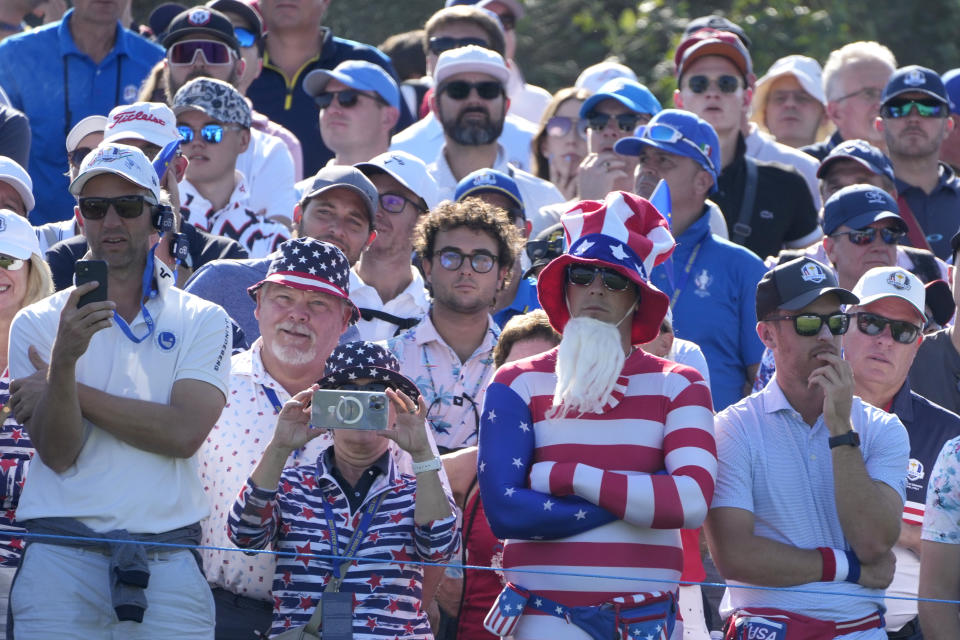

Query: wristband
left=817, top=547, right=860, bottom=583
left=411, top=456, right=442, bottom=474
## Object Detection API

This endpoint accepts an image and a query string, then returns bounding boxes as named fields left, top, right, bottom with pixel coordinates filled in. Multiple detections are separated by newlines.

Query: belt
left=211, top=587, right=273, bottom=612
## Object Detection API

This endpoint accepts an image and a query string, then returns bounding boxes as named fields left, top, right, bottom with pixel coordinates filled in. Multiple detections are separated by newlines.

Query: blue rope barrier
left=2, top=529, right=958, bottom=605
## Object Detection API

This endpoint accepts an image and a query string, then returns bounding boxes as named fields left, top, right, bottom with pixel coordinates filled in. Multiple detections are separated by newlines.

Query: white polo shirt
left=238, top=127, right=298, bottom=223
left=9, top=257, right=232, bottom=534
left=350, top=267, right=431, bottom=342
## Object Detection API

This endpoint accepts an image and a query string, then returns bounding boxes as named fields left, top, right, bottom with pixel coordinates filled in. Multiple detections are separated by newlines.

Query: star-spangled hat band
left=318, top=341, right=420, bottom=400
left=247, top=238, right=360, bottom=324
left=537, top=191, right=675, bottom=345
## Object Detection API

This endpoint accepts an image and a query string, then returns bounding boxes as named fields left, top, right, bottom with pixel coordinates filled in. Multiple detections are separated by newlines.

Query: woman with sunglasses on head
left=530, top=88, right=590, bottom=201
left=0, top=210, right=54, bottom=638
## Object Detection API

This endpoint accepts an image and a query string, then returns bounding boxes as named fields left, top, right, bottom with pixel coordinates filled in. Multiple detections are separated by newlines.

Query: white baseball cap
left=65, top=115, right=108, bottom=153
left=851, top=266, right=927, bottom=323
left=355, top=151, right=440, bottom=211
left=69, top=143, right=162, bottom=202
left=103, top=102, right=180, bottom=148
left=751, top=55, right=829, bottom=133
left=0, top=209, right=40, bottom=260
left=433, top=45, right=509, bottom=86
left=575, top=60, right=638, bottom=94
left=0, top=157, right=34, bottom=213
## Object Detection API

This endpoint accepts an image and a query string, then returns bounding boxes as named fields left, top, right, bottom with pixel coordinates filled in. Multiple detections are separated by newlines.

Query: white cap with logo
left=103, top=102, right=180, bottom=148
left=851, top=266, right=927, bottom=323
left=0, top=209, right=40, bottom=260
left=355, top=151, right=440, bottom=211
left=69, top=143, right=162, bottom=203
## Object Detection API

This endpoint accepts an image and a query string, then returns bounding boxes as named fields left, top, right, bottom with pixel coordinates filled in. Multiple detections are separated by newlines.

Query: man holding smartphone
left=6, top=142, right=232, bottom=638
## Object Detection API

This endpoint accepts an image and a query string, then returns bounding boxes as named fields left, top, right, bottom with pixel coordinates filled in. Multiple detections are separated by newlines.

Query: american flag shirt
left=478, top=348, right=715, bottom=639
left=228, top=448, right=460, bottom=638
left=0, top=370, right=31, bottom=566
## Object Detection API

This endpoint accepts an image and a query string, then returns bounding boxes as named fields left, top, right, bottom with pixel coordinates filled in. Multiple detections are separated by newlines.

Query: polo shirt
left=0, top=10, right=164, bottom=224
left=246, top=27, right=412, bottom=176
left=351, top=266, right=431, bottom=342
left=894, top=163, right=960, bottom=260
left=237, top=127, right=298, bottom=223
left=909, top=328, right=960, bottom=415
left=713, top=134, right=821, bottom=261
left=492, top=276, right=540, bottom=330
left=713, top=376, right=909, bottom=623
left=885, top=383, right=960, bottom=630
left=744, top=122, right=822, bottom=209
left=8, top=255, right=232, bottom=533
left=651, top=210, right=767, bottom=411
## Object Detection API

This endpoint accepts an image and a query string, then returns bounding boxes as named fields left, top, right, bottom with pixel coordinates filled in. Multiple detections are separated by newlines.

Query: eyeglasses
left=566, top=265, right=632, bottom=292
left=526, top=236, right=563, bottom=262
left=69, top=146, right=93, bottom=167
left=436, top=248, right=497, bottom=273
left=881, top=99, right=946, bottom=119
left=177, top=123, right=242, bottom=144
left=439, top=80, right=504, bottom=101
left=830, top=227, right=904, bottom=246
left=545, top=116, right=588, bottom=139
left=428, top=36, right=489, bottom=56
left=768, top=312, right=850, bottom=336
left=855, top=312, right=921, bottom=344
left=314, top=89, right=387, bottom=110
left=686, top=74, right=741, bottom=94
left=379, top=192, right=426, bottom=214
left=168, top=39, right=236, bottom=66
left=234, top=27, right=256, bottom=48
left=643, top=122, right=716, bottom=172
left=0, top=255, right=25, bottom=271
left=338, top=382, right=391, bottom=392
left=834, top=86, right=883, bottom=103
left=585, top=112, right=644, bottom=132
left=78, top=195, right=153, bottom=220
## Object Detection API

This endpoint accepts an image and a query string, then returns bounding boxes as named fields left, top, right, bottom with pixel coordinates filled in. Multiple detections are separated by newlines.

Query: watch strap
left=411, top=455, right=442, bottom=474
left=828, top=431, right=860, bottom=449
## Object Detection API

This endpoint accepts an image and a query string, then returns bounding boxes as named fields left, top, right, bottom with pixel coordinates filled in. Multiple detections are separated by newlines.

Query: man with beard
left=877, top=66, right=960, bottom=260
left=161, top=5, right=297, bottom=224
left=426, top=45, right=563, bottom=236
left=478, top=191, right=716, bottom=640
left=387, top=197, right=524, bottom=453
left=705, top=256, right=908, bottom=638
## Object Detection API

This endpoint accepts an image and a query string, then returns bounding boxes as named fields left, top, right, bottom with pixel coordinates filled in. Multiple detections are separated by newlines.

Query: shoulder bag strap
left=730, top=156, right=759, bottom=246
left=896, top=195, right=935, bottom=253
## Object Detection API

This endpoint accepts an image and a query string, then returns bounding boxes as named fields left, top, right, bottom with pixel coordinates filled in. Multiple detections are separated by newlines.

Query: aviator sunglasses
left=314, top=89, right=387, bottom=110
left=566, top=265, right=632, bottom=292
left=830, top=227, right=905, bottom=246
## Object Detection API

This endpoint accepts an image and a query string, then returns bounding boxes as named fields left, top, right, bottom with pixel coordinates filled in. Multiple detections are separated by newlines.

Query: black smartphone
left=75, top=260, right=108, bottom=307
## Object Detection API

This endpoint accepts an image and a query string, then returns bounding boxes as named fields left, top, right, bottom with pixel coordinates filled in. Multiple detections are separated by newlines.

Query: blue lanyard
left=321, top=491, right=387, bottom=584
left=668, top=240, right=704, bottom=309
left=113, top=250, right=159, bottom=344
left=261, top=384, right=301, bottom=461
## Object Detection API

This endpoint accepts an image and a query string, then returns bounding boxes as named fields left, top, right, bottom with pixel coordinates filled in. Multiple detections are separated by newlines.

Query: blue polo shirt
left=895, top=163, right=960, bottom=260
left=0, top=10, right=163, bottom=224
left=247, top=27, right=412, bottom=177
left=651, top=209, right=767, bottom=411
left=493, top=276, right=540, bottom=329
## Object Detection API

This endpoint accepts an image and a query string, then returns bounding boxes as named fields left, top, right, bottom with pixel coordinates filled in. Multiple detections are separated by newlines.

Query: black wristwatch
left=828, top=431, right=861, bottom=449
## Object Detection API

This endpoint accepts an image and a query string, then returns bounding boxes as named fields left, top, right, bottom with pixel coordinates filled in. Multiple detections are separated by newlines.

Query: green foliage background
left=130, top=0, right=960, bottom=104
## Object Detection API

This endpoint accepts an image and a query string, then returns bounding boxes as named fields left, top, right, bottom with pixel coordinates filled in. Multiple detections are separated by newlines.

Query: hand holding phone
left=74, top=260, right=107, bottom=307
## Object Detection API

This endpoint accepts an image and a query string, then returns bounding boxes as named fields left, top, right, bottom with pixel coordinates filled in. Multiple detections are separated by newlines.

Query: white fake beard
left=550, top=316, right=626, bottom=418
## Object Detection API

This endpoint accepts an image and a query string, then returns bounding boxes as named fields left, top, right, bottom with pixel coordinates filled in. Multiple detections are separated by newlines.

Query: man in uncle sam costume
left=477, top=191, right=717, bottom=640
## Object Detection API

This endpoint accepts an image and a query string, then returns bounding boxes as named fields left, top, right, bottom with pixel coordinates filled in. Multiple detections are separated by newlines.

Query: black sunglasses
left=314, top=89, right=386, bottom=110
left=78, top=195, right=152, bottom=220
left=830, top=227, right=904, bottom=246
left=379, top=193, right=426, bottom=214
left=585, top=112, right=643, bottom=132
left=855, top=312, right=921, bottom=344
left=437, top=248, right=497, bottom=273
left=439, top=80, right=504, bottom=101
left=428, top=36, right=489, bottom=56
left=881, top=99, right=946, bottom=119
left=566, top=265, right=632, bottom=292
left=687, top=74, right=741, bottom=94
left=526, top=237, right=563, bottom=262
left=69, top=146, right=94, bottom=167
left=768, top=312, right=850, bottom=336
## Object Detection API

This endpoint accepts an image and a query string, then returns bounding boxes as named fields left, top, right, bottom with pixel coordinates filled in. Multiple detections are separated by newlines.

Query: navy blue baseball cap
left=822, top=184, right=907, bottom=236
left=614, top=109, right=720, bottom=191
left=303, top=60, right=400, bottom=110
left=816, top=139, right=895, bottom=183
left=454, top=168, right=524, bottom=213
left=942, top=69, right=960, bottom=115
left=881, top=65, right=949, bottom=105
left=579, top=78, right=662, bottom=119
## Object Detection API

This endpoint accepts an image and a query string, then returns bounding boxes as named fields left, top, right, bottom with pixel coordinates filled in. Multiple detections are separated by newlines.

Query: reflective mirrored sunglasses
left=379, top=193, right=426, bottom=214
left=566, top=264, right=632, bottom=291
left=643, top=123, right=716, bottom=172
left=428, top=36, right=489, bottom=56
left=314, top=89, right=386, bottom=110
left=168, top=39, right=235, bottom=66
left=437, top=248, right=497, bottom=273
left=881, top=99, right=946, bottom=119
left=234, top=27, right=256, bottom=48
left=177, top=123, right=242, bottom=144
left=439, top=80, right=504, bottom=101
left=855, top=312, right=921, bottom=344
left=78, top=195, right=152, bottom=220
left=830, top=227, right=904, bottom=246
left=0, top=255, right=25, bottom=271
left=546, top=116, right=588, bottom=139
left=687, top=74, right=741, bottom=94
left=586, top=112, right=642, bottom=132
left=768, top=312, right=850, bottom=336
